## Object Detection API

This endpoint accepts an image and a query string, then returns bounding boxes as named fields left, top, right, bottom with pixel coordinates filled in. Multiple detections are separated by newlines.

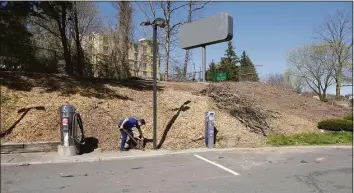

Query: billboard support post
left=202, top=46, right=206, bottom=82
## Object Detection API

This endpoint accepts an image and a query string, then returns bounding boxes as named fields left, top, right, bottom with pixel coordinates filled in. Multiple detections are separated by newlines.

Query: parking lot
left=1, top=147, right=352, bottom=193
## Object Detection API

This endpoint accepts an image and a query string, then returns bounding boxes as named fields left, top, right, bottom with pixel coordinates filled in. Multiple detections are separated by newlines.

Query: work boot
left=120, top=148, right=129, bottom=152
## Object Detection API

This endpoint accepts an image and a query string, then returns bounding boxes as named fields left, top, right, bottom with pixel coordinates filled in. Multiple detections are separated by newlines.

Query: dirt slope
left=1, top=72, right=351, bottom=150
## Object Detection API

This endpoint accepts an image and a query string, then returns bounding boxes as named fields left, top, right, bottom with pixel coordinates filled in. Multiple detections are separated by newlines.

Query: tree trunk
left=335, top=71, right=342, bottom=98
left=164, top=1, right=171, bottom=81
left=320, top=93, right=328, bottom=102
left=73, top=2, right=84, bottom=76
left=182, top=1, right=193, bottom=80
left=118, top=1, right=132, bottom=79
left=59, top=4, right=73, bottom=75
left=164, top=35, right=170, bottom=81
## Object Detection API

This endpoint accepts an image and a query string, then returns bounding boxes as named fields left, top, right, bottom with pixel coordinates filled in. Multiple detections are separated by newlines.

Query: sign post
left=202, top=46, right=206, bottom=82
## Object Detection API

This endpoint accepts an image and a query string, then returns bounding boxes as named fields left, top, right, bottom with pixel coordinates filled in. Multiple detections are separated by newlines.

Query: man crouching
left=118, top=117, right=145, bottom=151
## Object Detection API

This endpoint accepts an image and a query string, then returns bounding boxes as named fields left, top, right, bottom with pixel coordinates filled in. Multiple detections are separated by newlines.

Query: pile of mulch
left=1, top=72, right=351, bottom=150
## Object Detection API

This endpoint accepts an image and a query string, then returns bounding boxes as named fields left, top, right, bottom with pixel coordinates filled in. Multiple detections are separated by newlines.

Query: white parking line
left=194, top=154, right=240, bottom=176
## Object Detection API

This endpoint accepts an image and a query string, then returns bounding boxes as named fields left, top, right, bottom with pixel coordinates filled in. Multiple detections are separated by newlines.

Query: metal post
left=152, top=25, right=158, bottom=150
left=202, top=46, right=206, bottom=82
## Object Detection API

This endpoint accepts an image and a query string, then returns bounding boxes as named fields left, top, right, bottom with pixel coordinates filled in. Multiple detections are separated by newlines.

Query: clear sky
left=96, top=1, right=353, bottom=95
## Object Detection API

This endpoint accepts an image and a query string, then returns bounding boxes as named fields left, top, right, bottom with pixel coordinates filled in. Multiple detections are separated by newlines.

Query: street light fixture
left=140, top=21, right=151, bottom=26
left=152, top=18, right=166, bottom=28
left=140, top=18, right=166, bottom=150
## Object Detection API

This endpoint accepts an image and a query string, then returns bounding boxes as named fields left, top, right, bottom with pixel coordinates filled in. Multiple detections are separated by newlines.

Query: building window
left=103, top=46, right=108, bottom=55
left=89, top=45, right=93, bottom=53
left=142, top=55, right=146, bottom=62
left=89, top=36, right=93, bottom=41
left=143, top=71, right=147, bottom=77
left=143, top=63, right=147, bottom=69
left=91, top=55, right=96, bottom=64
left=103, top=36, right=108, bottom=45
left=143, top=46, right=147, bottom=54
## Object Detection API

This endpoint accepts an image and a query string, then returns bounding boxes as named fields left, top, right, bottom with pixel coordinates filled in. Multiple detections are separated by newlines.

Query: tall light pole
left=140, top=18, right=166, bottom=150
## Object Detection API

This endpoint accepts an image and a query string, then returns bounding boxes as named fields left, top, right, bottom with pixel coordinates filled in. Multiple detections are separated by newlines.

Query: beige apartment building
left=82, top=33, right=160, bottom=79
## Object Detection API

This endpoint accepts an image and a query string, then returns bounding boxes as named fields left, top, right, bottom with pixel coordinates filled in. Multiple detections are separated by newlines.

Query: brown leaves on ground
left=1, top=72, right=351, bottom=150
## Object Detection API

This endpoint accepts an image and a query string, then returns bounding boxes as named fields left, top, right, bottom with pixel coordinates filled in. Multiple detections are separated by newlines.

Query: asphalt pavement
left=1, top=147, right=353, bottom=193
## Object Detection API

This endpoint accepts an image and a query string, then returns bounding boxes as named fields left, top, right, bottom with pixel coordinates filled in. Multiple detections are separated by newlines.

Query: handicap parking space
left=193, top=148, right=353, bottom=193
left=193, top=150, right=275, bottom=175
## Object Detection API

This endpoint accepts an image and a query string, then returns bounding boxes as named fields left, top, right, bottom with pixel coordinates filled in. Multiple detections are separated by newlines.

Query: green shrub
left=343, top=114, right=353, bottom=121
left=318, top=119, right=353, bottom=132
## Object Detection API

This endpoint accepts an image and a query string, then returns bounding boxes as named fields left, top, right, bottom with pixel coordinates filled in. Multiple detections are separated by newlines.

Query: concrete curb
left=1, top=141, right=60, bottom=154
left=1, top=145, right=351, bottom=166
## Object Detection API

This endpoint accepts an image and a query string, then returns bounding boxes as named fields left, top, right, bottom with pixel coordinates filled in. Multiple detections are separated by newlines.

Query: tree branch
left=170, top=2, right=189, bottom=13
left=31, top=19, right=61, bottom=39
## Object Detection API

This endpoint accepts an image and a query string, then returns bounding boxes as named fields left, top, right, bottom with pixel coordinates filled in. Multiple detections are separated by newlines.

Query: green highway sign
left=216, top=72, right=227, bottom=81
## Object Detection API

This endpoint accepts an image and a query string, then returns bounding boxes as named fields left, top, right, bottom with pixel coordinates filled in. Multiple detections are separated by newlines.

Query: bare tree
left=136, top=1, right=189, bottom=81
left=263, top=72, right=304, bottom=93
left=70, top=2, right=85, bottom=76
left=160, top=1, right=190, bottom=81
left=93, top=4, right=132, bottom=80
left=74, top=2, right=102, bottom=76
left=284, top=71, right=306, bottom=93
left=264, top=73, right=292, bottom=89
left=95, top=25, right=122, bottom=79
left=288, top=43, right=336, bottom=101
left=75, top=2, right=102, bottom=37
left=115, top=1, right=133, bottom=78
left=33, top=2, right=74, bottom=75
left=315, top=10, right=353, bottom=98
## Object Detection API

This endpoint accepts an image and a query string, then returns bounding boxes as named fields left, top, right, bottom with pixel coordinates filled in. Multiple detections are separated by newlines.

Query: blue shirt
left=119, top=117, right=139, bottom=130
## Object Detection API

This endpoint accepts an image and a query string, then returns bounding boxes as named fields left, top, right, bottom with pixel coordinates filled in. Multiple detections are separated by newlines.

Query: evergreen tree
left=240, top=51, right=259, bottom=81
left=207, top=60, right=218, bottom=82
left=0, top=2, right=38, bottom=71
left=219, top=41, right=240, bottom=81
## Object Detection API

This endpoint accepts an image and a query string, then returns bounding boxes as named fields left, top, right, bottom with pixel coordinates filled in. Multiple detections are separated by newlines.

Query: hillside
left=1, top=71, right=351, bottom=151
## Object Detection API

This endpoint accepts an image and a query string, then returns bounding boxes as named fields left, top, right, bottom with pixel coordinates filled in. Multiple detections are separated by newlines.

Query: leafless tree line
left=135, top=1, right=210, bottom=81
left=285, top=9, right=353, bottom=101
left=2, top=1, right=211, bottom=80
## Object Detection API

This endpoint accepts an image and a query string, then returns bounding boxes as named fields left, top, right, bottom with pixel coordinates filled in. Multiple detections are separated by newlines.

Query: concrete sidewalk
left=1, top=145, right=352, bottom=166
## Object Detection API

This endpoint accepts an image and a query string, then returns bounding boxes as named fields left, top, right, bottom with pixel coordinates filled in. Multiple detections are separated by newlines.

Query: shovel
left=121, top=128, right=145, bottom=151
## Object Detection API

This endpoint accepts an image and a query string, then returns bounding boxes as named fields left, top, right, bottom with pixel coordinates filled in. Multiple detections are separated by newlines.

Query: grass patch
left=267, top=132, right=353, bottom=146
left=343, top=114, right=353, bottom=121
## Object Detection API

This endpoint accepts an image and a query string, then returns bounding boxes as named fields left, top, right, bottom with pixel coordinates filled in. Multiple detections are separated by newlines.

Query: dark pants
left=120, top=129, right=133, bottom=150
